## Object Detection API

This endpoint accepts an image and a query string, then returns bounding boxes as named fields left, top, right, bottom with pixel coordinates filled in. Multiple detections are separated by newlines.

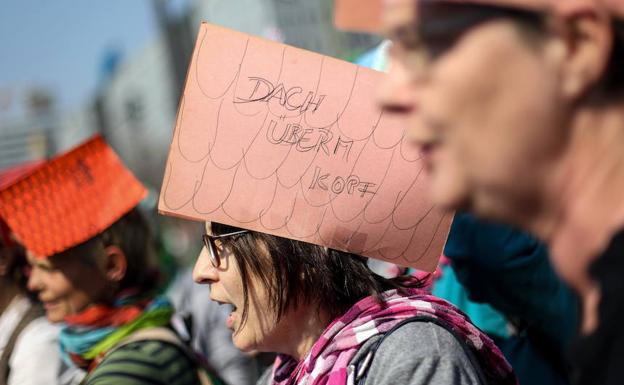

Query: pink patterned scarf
left=270, top=288, right=517, bottom=385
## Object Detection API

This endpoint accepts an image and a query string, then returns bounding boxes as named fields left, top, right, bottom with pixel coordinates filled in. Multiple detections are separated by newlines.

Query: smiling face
left=380, top=1, right=569, bottom=221
left=26, top=248, right=110, bottom=323
left=192, top=223, right=287, bottom=353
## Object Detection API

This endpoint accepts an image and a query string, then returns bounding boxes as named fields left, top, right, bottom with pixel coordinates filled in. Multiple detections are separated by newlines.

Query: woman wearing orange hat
left=0, top=137, right=222, bottom=385
left=380, top=1, right=624, bottom=384
left=0, top=162, right=84, bottom=385
left=0, top=216, right=81, bottom=385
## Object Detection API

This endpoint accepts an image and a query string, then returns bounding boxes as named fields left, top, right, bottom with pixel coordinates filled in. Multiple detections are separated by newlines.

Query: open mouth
left=419, top=142, right=438, bottom=171
left=223, top=303, right=237, bottom=314
left=225, top=304, right=237, bottom=330
left=212, top=298, right=235, bottom=310
left=41, top=298, right=60, bottom=310
left=212, top=298, right=238, bottom=329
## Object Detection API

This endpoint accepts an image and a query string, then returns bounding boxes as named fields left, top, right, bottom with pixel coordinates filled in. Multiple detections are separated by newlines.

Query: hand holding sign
left=159, top=23, right=452, bottom=271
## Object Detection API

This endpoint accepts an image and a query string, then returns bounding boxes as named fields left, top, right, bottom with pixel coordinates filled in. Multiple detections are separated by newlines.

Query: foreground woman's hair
left=211, top=222, right=424, bottom=325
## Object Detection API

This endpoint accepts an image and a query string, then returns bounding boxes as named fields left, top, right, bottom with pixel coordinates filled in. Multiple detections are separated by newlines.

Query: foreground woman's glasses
left=202, top=230, right=250, bottom=267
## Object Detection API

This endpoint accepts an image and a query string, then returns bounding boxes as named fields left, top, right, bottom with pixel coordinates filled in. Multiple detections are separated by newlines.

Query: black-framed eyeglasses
left=202, top=230, right=249, bottom=268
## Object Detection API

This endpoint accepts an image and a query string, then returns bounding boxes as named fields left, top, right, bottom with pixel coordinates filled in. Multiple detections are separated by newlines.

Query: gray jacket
left=258, top=321, right=483, bottom=385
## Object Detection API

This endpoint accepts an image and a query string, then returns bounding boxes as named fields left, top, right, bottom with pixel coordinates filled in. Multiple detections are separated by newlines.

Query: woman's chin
left=430, top=187, right=469, bottom=212
left=45, top=310, right=65, bottom=323
left=232, top=338, right=253, bottom=353
left=232, top=330, right=262, bottom=354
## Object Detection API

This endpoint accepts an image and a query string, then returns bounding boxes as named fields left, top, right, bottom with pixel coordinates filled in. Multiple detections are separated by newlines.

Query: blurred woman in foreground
left=380, top=1, right=624, bottom=384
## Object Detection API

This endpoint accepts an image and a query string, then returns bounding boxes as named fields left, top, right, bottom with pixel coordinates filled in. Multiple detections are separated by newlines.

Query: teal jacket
left=442, top=213, right=578, bottom=385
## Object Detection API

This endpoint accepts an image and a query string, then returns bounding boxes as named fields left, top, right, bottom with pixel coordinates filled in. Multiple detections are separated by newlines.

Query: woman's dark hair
left=59, top=207, right=160, bottom=296
left=419, top=2, right=624, bottom=100
left=598, top=20, right=624, bottom=100
left=0, top=224, right=34, bottom=299
left=99, top=207, right=160, bottom=293
left=211, top=222, right=424, bottom=326
left=412, top=2, right=546, bottom=61
left=507, top=8, right=624, bottom=101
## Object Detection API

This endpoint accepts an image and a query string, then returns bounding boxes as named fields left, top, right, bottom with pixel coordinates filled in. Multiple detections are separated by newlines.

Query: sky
left=0, top=0, right=160, bottom=120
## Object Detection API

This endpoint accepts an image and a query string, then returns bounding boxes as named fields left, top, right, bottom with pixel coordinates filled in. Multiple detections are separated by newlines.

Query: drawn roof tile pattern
left=159, top=23, right=452, bottom=271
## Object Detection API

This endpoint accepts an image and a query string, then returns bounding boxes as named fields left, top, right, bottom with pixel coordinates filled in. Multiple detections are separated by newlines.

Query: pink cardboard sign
left=158, top=23, right=452, bottom=271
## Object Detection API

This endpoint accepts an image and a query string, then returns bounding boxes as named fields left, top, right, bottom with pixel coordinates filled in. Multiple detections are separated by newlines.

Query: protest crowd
left=1, top=1, right=623, bottom=385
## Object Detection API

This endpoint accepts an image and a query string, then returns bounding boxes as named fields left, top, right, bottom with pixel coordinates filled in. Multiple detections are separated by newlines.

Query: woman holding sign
left=193, top=221, right=517, bottom=385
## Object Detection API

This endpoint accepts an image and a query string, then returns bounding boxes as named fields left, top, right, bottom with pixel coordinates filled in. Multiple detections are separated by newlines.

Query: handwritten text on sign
left=158, top=23, right=452, bottom=271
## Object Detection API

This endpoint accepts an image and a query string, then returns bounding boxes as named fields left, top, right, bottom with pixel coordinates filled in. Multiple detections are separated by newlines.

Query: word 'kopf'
left=309, top=166, right=376, bottom=197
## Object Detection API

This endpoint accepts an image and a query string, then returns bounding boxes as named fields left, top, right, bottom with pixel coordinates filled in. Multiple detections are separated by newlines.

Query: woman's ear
left=102, top=245, right=127, bottom=283
left=548, top=10, right=613, bottom=100
left=0, top=253, right=9, bottom=276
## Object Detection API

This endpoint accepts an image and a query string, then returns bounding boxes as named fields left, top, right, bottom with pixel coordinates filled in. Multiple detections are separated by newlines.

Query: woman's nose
left=26, top=268, right=41, bottom=292
left=378, top=57, right=419, bottom=115
left=193, top=246, right=218, bottom=284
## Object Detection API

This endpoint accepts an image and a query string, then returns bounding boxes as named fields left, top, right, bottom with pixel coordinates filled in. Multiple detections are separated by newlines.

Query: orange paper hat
left=0, top=135, right=147, bottom=258
left=0, top=161, right=44, bottom=191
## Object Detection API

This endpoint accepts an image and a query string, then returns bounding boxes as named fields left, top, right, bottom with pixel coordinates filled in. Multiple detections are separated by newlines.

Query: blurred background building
left=0, top=0, right=380, bottom=265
